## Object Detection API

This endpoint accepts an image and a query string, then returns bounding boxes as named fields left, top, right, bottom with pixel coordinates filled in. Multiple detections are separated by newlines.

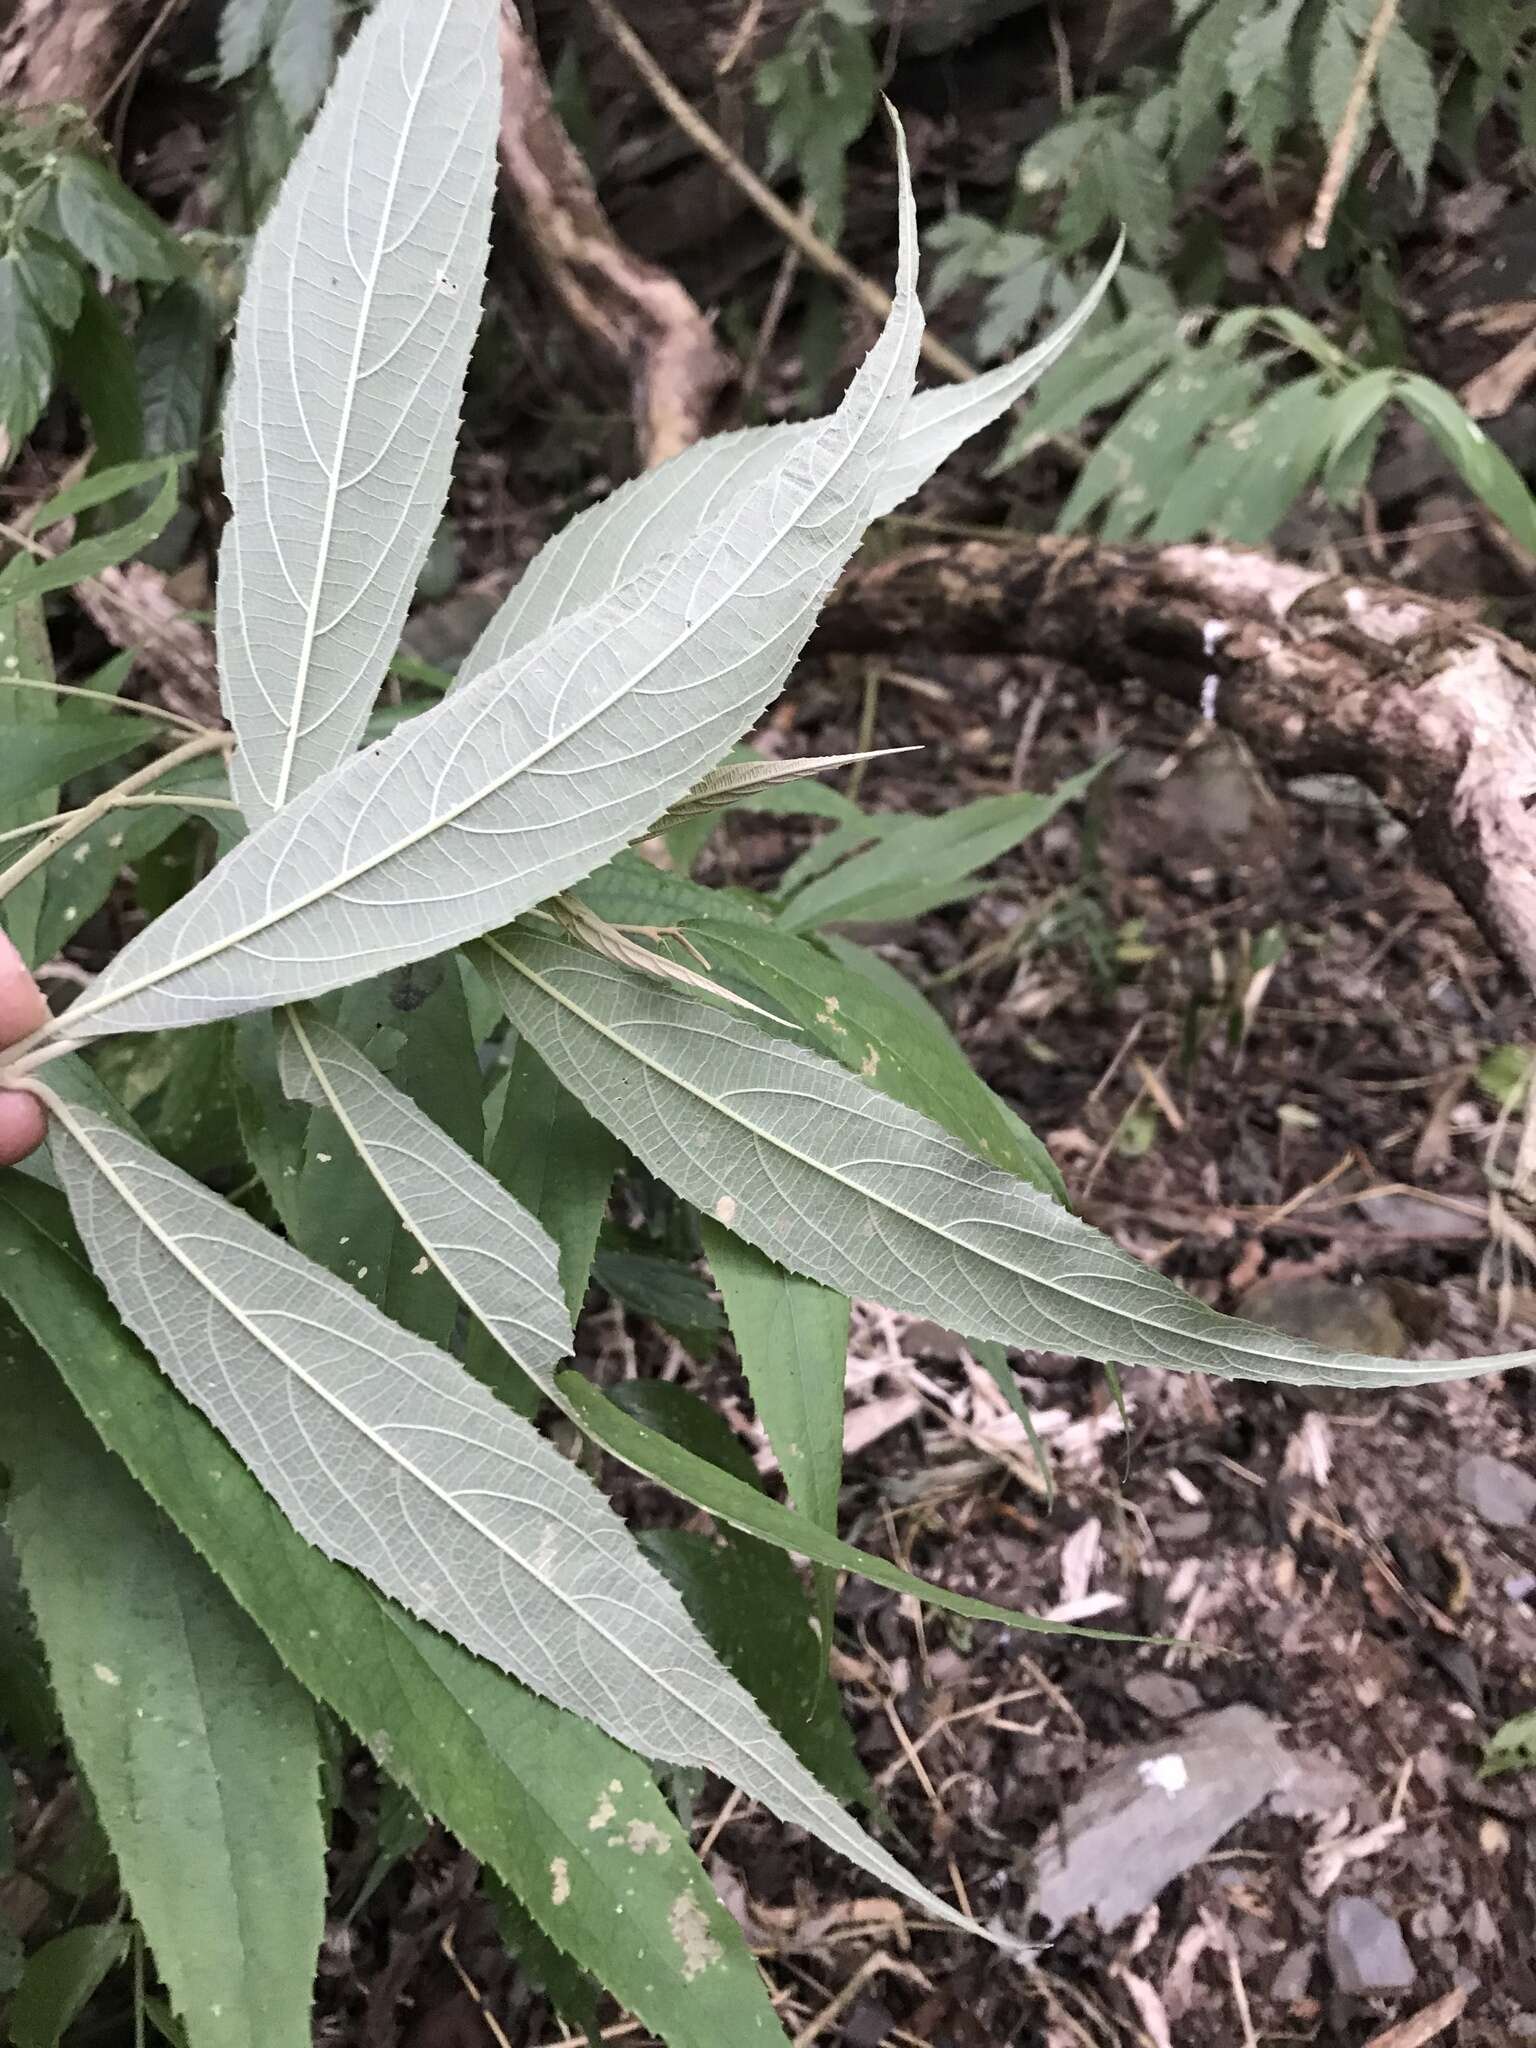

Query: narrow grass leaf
left=0, top=459, right=183, bottom=606
left=0, top=603, right=56, bottom=963
left=556, top=1369, right=1132, bottom=1641
left=775, top=768, right=1102, bottom=931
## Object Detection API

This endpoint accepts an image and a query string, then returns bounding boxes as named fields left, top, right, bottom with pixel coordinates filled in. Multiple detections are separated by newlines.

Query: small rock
left=1160, top=1511, right=1213, bottom=1543
left=1457, top=1453, right=1536, bottom=1530
left=401, top=586, right=504, bottom=672
left=1357, top=1192, right=1484, bottom=1240
left=1270, top=1945, right=1315, bottom=2005
left=1126, top=1673, right=1205, bottom=1721
left=897, top=1319, right=968, bottom=1363
left=1268, top=1744, right=1361, bottom=1819
left=1026, top=1706, right=1293, bottom=1932
left=841, top=1995, right=896, bottom=2048
left=1326, top=1895, right=1416, bottom=1994
left=1243, top=1276, right=1407, bottom=1359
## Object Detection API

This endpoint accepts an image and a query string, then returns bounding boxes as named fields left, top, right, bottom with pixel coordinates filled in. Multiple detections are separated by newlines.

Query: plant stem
left=0, top=672, right=209, bottom=736
left=0, top=788, right=237, bottom=851
left=1306, top=0, right=1399, bottom=250
left=586, top=0, right=977, bottom=384
left=0, top=726, right=229, bottom=911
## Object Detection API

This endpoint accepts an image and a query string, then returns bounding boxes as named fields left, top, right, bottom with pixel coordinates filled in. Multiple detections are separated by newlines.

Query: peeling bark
left=497, top=1, right=733, bottom=467
left=0, top=0, right=161, bottom=114
left=76, top=563, right=220, bottom=730
left=817, top=538, right=1536, bottom=987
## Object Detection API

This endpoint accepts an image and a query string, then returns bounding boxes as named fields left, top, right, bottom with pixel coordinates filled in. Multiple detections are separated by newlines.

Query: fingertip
left=0, top=931, right=47, bottom=1046
left=0, top=1089, right=47, bottom=1166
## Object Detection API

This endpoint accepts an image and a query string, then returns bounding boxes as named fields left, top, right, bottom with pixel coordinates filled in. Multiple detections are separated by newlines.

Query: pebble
left=1242, top=1275, right=1407, bottom=1359
left=1125, top=1673, right=1205, bottom=1721
left=1326, top=1895, right=1416, bottom=1994
left=1270, top=1945, right=1315, bottom=2005
left=1456, top=1453, right=1536, bottom=1531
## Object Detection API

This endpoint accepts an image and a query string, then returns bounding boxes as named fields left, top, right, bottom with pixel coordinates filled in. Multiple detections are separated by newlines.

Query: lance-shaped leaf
left=480, top=929, right=1536, bottom=1392
left=270, top=1005, right=1095, bottom=1647
left=5, top=1341, right=324, bottom=2048
left=276, top=1006, right=571, bottom=1376
left=865, top=237, right=1121, bottom=518
left=0, top=1177, right=786, bottom=2048
left=219, top=0, right=498, bottom=823
left=42, top=1095, right=997, bottom=1943
left=456, top=245, right=1120, bottom=687
left=48, top=142, right=922, bottom=1045
left=701, top=1225, right=846, bottom=1544
left=700, top=1224, right=847, bottom=1646
left=656, top=747, right=913, bottom=827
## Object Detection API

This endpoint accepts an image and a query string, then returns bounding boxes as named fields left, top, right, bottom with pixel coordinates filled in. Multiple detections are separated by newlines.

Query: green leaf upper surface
left=0, top=256, right=57, bottom=449
left=483, top=929, right=1536, bottom=1391
left=613, top=1380, right=864, bottom=1798
left=701, top=1223, right=848, bottom=1645
left=775, top=767, right=1100, bottom=930
left=479, top=1035, right=622, bottom=1347
left=135, top=284, right=219, bottom=461
left=286, top=964, right=486, bottom=1344
left=6, top=1343, right=325, bottom=2048
left=6, top=1924, right=129, bottom=2048
left=0, top=711, right=146, bottom=811
left=50, top=159, right=179, bottom=283
left=219, top=0, right=500, bottom=822
left=0, top=1177, right=786, bottom=2048
left=701, top=1223, right=848, bottom=1543
left=54, top=136, right=922, bottom=1045
left=42, top=1096, right=989, bottom=1941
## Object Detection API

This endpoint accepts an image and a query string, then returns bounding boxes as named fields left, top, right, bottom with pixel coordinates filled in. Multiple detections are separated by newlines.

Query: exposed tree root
left=497, top=0, right=732, bottom=466
left=818, top=537, right=1536, bottom=988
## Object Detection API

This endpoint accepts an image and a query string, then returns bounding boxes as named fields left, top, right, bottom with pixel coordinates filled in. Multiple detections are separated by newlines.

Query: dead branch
left=75, top=562, right=220, bottom=730
left=496, top=1, right=732, bottom=467
left=0, top=0, right=164, bottom=115
left=816, top=537, right=1536, bottom=989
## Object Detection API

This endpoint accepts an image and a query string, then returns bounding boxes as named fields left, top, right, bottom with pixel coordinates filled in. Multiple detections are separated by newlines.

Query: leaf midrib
left=486, top=936, right=1430, bottom=1386
left=49, top=1096, right=907, bottom=1890
left=284, top=1008, right=568, bottom=1379
left=264, top=0, right=456, bottom=817
left=70, top=289, right=917, bottom=1040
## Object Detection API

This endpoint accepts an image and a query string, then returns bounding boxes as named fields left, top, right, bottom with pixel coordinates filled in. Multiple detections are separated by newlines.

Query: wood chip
left=1361, top=1986, right=1470, bottom=2048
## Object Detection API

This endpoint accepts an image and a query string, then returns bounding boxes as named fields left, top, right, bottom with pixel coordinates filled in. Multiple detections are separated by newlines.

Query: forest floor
left=338, top=528, right=1536, bottom=2048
